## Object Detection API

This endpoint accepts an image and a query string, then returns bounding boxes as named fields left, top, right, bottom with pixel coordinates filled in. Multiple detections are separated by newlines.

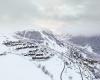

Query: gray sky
left=0, top=0, right=100, bottom=36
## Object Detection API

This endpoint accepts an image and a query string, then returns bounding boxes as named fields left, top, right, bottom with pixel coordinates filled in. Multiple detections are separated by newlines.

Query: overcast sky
left=0, top=0, right=100, bottom=36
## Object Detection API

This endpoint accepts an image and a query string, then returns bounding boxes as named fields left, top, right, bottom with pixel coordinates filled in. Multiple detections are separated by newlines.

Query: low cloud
left=0, top=0, right=100, bottom=36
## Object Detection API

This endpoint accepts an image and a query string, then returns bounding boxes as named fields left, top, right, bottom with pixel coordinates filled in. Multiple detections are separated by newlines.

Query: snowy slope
left=0, top=28, right=100, bottom=80
left=0, top=54, right=52, bottom=80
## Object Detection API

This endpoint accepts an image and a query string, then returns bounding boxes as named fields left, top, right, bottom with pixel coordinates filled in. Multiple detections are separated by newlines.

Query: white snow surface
left=0, top=54, right=51, bottom=80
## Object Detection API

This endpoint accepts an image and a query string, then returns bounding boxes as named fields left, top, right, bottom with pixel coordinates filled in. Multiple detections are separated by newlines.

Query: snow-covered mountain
left=0, top=28, right=100, bottom=80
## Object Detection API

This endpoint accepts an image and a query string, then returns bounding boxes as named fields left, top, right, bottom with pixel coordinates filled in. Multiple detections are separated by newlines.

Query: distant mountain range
left=70, top=36, right=100, bottom=54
